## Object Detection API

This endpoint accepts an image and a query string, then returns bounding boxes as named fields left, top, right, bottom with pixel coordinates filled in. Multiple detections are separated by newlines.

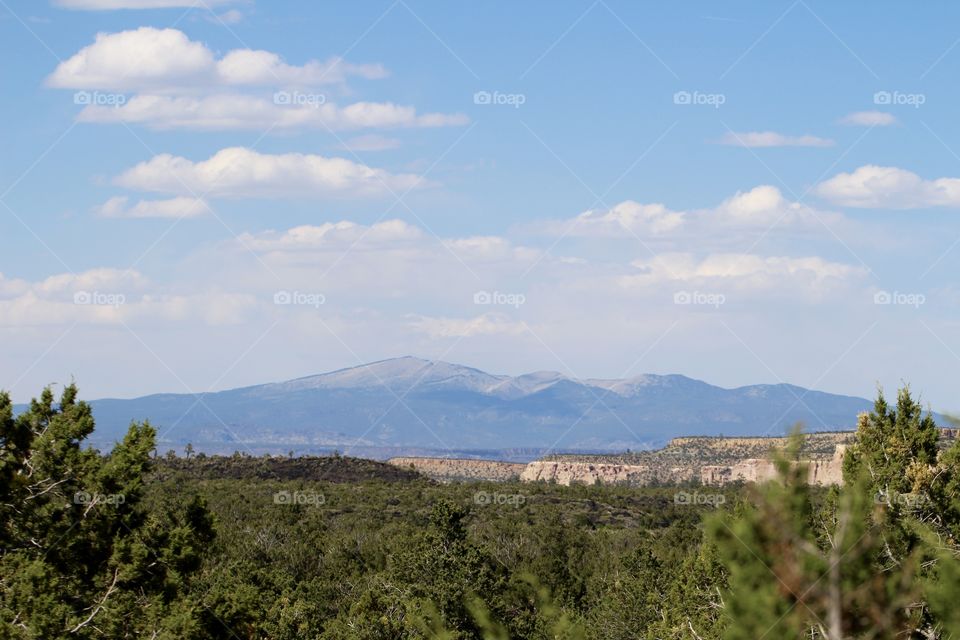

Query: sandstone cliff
left=519, top=461, right=694, bottom=485
left=700, top=444, right=845, bottom=486
left=387, top=432, right=960, bottom=488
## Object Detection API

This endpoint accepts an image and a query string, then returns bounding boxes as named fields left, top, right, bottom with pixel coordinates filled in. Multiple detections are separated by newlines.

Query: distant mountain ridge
left=69, top=356, right=877, bottom=456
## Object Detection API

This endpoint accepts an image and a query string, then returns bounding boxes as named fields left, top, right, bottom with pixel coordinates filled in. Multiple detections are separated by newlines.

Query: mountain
left=72, top=356, right=876, bottom=457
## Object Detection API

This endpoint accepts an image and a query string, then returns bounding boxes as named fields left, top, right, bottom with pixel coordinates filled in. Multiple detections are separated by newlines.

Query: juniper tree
left=710, top=390, right=960, bottom=640
left=0, top=385, right=216, bottom=638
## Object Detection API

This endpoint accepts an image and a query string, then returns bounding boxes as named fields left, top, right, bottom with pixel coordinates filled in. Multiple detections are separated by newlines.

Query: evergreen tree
left=0, top=385, right=216, bottom=638
left=710, top=435, right=928, bottom=639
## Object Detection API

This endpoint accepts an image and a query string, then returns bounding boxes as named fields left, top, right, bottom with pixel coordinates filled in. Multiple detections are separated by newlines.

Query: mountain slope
left=74, top=356, right=875, bottom=455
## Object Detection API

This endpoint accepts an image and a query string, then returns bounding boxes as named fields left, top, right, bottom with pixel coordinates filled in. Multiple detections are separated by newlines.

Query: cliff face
left=700, top=444, right=846, bottom=486
left=519, top=461, right=694, bottom=485
left=389, top=439, right=854, bottom=487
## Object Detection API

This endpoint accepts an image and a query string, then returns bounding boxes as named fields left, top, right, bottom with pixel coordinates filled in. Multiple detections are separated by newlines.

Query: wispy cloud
left=715, top=131, right=835, bottom=148
left=838, top=111, right=897, bottom=126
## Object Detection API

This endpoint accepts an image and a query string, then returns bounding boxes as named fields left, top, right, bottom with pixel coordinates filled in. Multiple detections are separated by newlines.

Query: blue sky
left=2, top=0, right=960, bottom=417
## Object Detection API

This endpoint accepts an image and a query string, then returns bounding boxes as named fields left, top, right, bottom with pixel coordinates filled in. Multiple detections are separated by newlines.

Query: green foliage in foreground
left=0, top=385, right=215, bottom=638
left=0, top=383, right=958, bottom=639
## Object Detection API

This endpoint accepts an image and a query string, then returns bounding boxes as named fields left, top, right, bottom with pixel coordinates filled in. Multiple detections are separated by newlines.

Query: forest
left=1, top=384, right=959, bottom=639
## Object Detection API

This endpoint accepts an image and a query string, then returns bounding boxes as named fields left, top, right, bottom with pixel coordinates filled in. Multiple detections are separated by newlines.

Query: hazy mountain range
left=69, top=356, right=876, bottom=458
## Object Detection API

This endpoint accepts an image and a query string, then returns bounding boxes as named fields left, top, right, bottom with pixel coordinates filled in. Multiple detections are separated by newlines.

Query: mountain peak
left=81, top=356, right=875, bottom=452
left=276, top=356, right=504, bottom=394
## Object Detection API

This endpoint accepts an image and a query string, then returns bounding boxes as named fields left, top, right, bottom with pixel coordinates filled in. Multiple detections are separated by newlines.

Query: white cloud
left=528, top=201, right=685, bottom=238
left=715, top=185, right=787, bottom=222
left=95, top=195, right=209, bottom=218
left=216, top=49, right=385, bottom=86
left=445, top=236, right=541, bottom=262
left=528, top=186, right=838, bottom=240
left=816, top=165, right=960, bottom=208
left=838, top=111, right=897, bottom=127
left=48, top=28, right=213, bottom=91
left=35, top=268, right=146, bottom=296
left=240, top=220, right=423, bottom=252
left=711, top=185, right=837, bottom=227
left=716, top=131, right=835, bottom=148
left=0, top=211, right=879, bottom=400
left=48, top=27, right=385, bottom=91
left=114, top=147, right=427, bottom=199
left=0, top=267, right=258, bottom=328
left=56, top=0, right=237, bottom=8
left=624, top=253, right=865, bottom=294
left=77, top=94, right=468, bottom=131
left=226, top=218, right=862, bottom=305
left=48, top=28, right=468, bottom=133
left=575, top=201, right=685, bottom=236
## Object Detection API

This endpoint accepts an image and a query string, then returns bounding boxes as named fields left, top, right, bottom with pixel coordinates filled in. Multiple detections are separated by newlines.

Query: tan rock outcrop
left=700, top=444, right=846, bottom=486
left=389, top=438, right=854, bottom=487
left=519, top=461, right=694, bottom=486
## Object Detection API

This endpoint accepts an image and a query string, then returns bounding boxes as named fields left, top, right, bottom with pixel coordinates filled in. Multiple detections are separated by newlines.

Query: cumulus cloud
left=227, top=218, right=862, bottom=304
left=711, top=185, right=838, bottom=227
left=113, top=147, right=427, bottom=199
left=0, top=267, right=257, bottom=327
left=716, top=131, right=835, bottom=148
left=76, top=94, right=468, bottom=131
left=815, top=165, right=960, bottom=208
left=95, top=195, right=209, bottom=218
left=48, top=28, right=385, bottom=91
left=575, top=201, right=685, bottom=236
left=444, top=236, right=542, bottom=262
left=623, top=253, right=865, bottom=295
left=48, top=28, right=468, bottom=132
left=0, top=210, right=875, bottom=401
left=528, top=185, right=838, bottom=240
left=35, top=268, right=147, bottom=296
left=838, top=111, right=897, bottom=127
left=239, top=220, right=424, bottom=252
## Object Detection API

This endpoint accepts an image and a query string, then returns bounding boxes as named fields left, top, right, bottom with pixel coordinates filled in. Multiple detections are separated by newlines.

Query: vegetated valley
left=2, top=384, right=960, bottom=638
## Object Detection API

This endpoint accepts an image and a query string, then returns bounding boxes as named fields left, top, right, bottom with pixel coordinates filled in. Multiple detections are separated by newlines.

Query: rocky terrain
left=391, top=430, right=956, bottom=487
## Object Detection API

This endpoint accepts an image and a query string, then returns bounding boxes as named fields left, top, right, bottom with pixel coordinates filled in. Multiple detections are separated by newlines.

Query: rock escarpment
left=700, top=445, right=845, bottom=486
left=389, top=435, right=859, bottom=486
left=519, top=461, right=694, bottom=485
